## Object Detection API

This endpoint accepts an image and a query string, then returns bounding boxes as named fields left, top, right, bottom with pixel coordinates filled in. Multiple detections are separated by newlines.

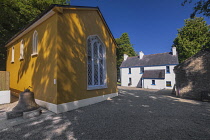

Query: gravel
left=0, top=87, right=210, bottom=140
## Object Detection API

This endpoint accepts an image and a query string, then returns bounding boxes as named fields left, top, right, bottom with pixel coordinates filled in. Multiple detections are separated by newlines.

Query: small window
left=166, top=81, right=171, bottom=87
left=166, top=66, right=170, bottom=73
left=140, top=67, right=144, bottom=74
left=32, top=30, right=38, bottom=56
left=152, top=80, right=155, bottom=85
left=129, top=78, right=132, bottom=85
left=20, top=39, right=24, bottom=60
left=11, top=46, right=15, bottom=63
left=128, top=68, right=131, bottom=74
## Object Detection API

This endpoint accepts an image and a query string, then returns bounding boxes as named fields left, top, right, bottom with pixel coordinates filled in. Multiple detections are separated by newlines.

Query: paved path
left=0, top=87, right=210, bottom=140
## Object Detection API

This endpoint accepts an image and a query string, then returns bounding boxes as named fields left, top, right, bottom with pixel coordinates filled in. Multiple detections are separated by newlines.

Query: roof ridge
left=126, top=52, right=170, bottom=59
left=145, top=52, right=170, bottom=56
left=52, top=4, right=98, bottom=9
left=127, top=56, right=138, bottom=58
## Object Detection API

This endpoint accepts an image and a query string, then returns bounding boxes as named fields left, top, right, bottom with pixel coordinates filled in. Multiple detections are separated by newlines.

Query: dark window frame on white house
left=151, top=80, right=155, bottom=85
left=140, top=67, right=144, bottom=74
left=87, top=35, right=107, bottom=90
left=166, top=66, right=170, bottom=73
left=128, top=68, right=131, bottom=74
left=166, top=81, right=172, bottom=87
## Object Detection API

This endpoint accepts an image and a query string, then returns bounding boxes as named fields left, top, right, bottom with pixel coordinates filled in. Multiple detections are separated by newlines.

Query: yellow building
left=5, top=5, right=117, bottom=113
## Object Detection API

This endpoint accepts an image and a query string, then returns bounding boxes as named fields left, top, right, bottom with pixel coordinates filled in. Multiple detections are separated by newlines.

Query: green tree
left=116, top=33, right=137, bottom=80
left=182, top=0, right=210, bottom=18
left=0, top=0, right=67, bottom=70
left=173, top=17, right=210, bottom=63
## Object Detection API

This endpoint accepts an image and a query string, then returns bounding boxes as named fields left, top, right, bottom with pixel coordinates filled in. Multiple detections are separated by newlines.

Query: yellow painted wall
left=57, top=9, right=117, bottom=104
left=6, top=7, right=117, bottom=105
left=6, top=14, right=58, bottom=104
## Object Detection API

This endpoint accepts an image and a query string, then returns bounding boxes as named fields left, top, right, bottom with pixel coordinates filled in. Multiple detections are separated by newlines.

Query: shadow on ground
left=0, top=87, right=210, bottom=140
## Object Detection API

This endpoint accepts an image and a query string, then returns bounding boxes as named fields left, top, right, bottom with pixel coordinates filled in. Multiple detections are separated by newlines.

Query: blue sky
left=71, top=0, right=210, bottom=55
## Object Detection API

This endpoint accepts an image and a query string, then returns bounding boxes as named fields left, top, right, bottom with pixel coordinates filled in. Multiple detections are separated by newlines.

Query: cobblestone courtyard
left=0, top=87, right=210, bottom=140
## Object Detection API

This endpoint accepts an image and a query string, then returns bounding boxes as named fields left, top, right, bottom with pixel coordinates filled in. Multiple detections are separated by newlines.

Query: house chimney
left=124, top=54, right=128, bottom=60
left=139, top=51, right=144, bottom=59
left=172, top=47, right=177, bottom=55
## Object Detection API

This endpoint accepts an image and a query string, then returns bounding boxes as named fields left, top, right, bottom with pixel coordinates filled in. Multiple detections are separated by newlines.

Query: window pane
left=166, top=66, right=170, bottom=73
left=20, top=40, right=24, bottom=59
left=11, top=47, right=14, bottom=62
left=140, top=67, right=144, bottom=73
left=166, top=81, right=171, bottom=87
left=99, top=45, right=104, bottom=85
left=93, top=42, right=98, bottom=85
left=33, top=31, right=38, bottom=54
left=87, top=39, right=92, bottom=85
left=88, top=63, right=92, bottom=85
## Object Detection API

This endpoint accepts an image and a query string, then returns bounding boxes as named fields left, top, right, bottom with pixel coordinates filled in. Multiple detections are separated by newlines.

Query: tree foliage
left=116, top=33, right=137, bottom=80
left=182, top=0, right=210, bottom=18
left=173, top=17, right=210, bottom=63
left=0, top=0, right=67, bottom=70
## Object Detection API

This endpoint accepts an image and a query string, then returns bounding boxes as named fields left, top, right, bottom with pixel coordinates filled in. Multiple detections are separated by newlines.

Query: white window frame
left=87, top=35, right=107, bottom=90
left=32, top=30, right=38, bottom=56
left=19, top=39, right=24, bottom=60
left=11, top=46, right=15, bottom=63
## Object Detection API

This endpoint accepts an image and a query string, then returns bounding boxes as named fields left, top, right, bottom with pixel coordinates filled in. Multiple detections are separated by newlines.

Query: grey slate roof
left=120, top=52, right=179, bottom=68
left=142, top=70, right=165, bottom=79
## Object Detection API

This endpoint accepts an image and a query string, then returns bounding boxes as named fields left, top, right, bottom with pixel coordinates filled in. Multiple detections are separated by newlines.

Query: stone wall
left=174, top=49, right=210, bottom=100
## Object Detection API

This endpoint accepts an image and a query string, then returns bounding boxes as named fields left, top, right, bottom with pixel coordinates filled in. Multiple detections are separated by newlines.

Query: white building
left=120, top=47, right=179, bottom=89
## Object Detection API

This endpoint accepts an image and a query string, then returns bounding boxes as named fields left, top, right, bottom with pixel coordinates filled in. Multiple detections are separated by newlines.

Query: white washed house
left=120, top=47, right=179, bottom=89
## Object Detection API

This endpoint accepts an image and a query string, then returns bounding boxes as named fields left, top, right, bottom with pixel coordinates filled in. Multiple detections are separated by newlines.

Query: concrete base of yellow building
left=35, top=92, right=118, bottom=113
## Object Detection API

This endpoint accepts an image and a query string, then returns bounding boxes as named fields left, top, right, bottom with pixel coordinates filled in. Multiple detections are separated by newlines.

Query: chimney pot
left=172, top=47, right=177, bottom=55
left=124, top=54, right=128, bottom=60
left=139, top=51, right=144, bottom=59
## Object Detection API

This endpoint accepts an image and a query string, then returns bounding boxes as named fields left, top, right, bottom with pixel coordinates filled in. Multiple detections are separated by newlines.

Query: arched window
left=20, top=39, right=24, bottom=60
left=11, top=46, right=15, bottom=63
left=32, top=30, right=38, bottom=55
left=87, top=35, right=106, bottom=89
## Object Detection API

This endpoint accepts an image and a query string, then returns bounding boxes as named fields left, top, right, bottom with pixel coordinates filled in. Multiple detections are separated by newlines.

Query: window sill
left=151, top=84, right=156, bottom=85
left=31, top=53, right=38, bottom=57
left=128, top=73, right=131, bottom=74
left=87, top=85, right=107, bottom=90
left=166, top=86, right=172, bottom=87
left=10, top=61, right=14, bottom=63
left=19, top=58, right=24, bottom=61
left=140, top=73, right=144, bottom=74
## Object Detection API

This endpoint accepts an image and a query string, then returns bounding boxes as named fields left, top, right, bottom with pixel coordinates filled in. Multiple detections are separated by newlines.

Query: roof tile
left=120, top=52, right=178, bottom=67
left=142, top=70, right=165, bottom=79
